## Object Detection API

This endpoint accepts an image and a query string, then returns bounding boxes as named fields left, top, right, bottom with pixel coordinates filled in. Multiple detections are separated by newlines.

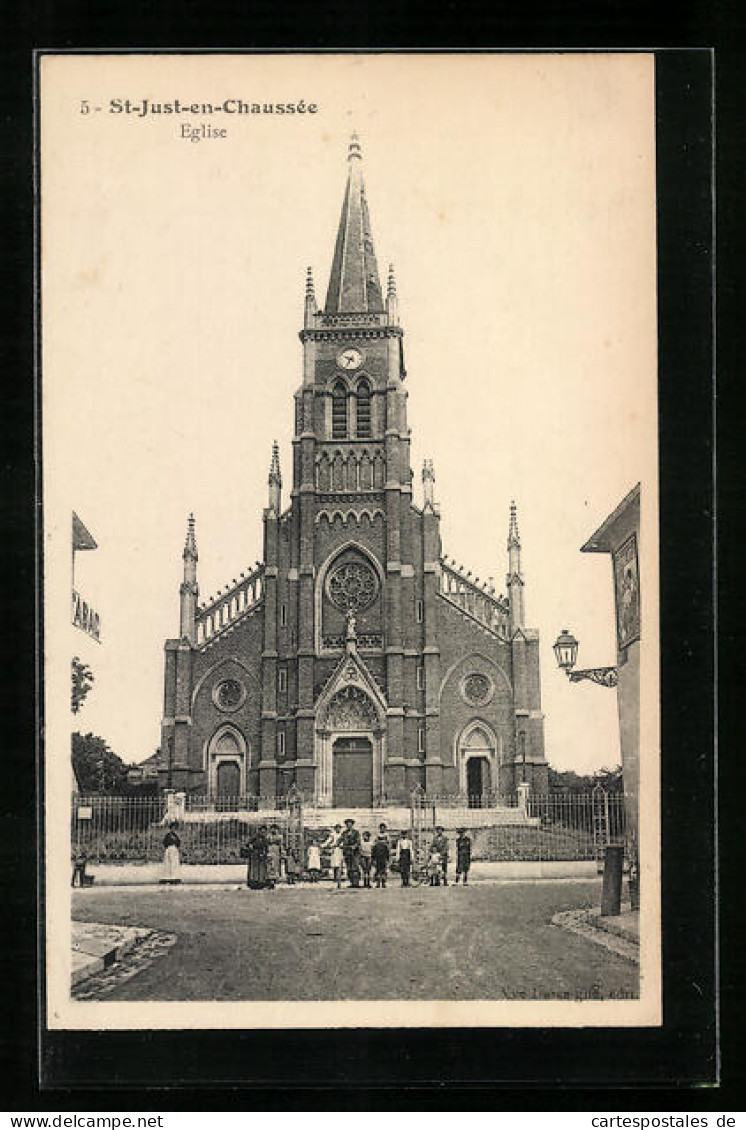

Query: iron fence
left=71, top=790, right=630, bottom=866
left=71, top=794, right=298, bottom=865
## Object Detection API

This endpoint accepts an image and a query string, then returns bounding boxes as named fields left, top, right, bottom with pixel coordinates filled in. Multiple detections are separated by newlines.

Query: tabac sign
left=72, top=512, right=101, bottom=642
left=72, top=589, right=101, bottom=642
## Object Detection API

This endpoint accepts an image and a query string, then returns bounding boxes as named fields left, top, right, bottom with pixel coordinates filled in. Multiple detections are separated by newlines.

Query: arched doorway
left=207, top=725, right=247, bottom=801
left=466, top=756, right=491, bottom=807
left=216, top=759, right=241, bottom=799
left=315, top=683, right=384, bottom=806
left=458, top=721, right=497, bottom=806
left=332, top=736, right=373, bottom=807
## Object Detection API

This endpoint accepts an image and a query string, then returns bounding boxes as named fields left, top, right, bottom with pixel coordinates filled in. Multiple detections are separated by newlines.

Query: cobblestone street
left=71, top=879, right=639, bottom=1001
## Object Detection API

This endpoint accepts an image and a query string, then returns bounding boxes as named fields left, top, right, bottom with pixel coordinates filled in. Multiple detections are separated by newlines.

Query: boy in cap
left=371, top=829, right=390, bottom=887
left=432, top=825, right=449, bottom=886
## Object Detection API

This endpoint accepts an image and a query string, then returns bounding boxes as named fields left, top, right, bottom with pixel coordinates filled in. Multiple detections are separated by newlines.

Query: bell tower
left=290, top=134, right=414, bottom=797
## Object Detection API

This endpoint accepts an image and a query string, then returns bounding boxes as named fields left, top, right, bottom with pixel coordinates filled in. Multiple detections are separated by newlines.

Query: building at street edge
left=159, top=137, right=548, bottom=805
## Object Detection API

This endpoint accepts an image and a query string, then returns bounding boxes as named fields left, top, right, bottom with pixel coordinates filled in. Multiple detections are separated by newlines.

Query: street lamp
left=552, top=628, right=618, bottom=688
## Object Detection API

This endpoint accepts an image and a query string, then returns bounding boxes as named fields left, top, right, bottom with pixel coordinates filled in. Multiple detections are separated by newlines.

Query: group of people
left=154, top=818, right=474, bottom=889
left=244, top=818, right=472, bottom=890
left=241, top=823, right=301, bottom=890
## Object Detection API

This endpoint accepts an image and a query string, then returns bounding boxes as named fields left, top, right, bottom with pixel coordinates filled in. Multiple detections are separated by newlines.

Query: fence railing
left=71, top=791, right=629, bottom=866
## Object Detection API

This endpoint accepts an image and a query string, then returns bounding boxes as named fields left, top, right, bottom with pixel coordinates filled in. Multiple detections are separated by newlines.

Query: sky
left=43, top=53, right=657, bottom=775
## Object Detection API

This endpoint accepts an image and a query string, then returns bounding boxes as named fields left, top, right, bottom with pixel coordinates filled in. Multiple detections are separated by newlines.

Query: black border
left=3, top=30, right=726, bottom=1104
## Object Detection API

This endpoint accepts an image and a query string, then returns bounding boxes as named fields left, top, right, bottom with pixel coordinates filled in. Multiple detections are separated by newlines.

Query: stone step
left=300, top=806, right=537, bottom=831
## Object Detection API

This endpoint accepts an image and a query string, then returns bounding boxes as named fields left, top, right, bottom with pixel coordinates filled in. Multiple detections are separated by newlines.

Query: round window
left=213, top=678, right=246, bottom=712
left=327, top=560, right=378, bottom=614
left=461, top=672, right=494, bottom=707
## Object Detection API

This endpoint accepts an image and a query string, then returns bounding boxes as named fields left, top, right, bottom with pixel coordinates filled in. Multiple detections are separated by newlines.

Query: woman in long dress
left=160, top=822, right=182, bottom=885
left=243, top=824, right=270, bottom=889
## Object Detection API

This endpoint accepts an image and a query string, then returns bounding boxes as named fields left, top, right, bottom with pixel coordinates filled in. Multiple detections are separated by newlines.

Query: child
left=285, top=846, right=301, bottom=884
left=371, top=832, right=390, bottom=888
left=360, top=831, right=373, bottom=888
left=427, top=847, right=442, bottom=886
left=306, top=839, right=321, bottom=883
left=71, top=848, right=88, bottom=888
left=323, top=824, right=344, bottom=888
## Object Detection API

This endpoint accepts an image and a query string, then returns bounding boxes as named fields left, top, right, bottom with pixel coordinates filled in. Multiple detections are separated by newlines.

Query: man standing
left=339, top=818, right=362, bottom=888
left=432, top=825, right=450, bottom=886
left=455, top=827, right=472, bottom=885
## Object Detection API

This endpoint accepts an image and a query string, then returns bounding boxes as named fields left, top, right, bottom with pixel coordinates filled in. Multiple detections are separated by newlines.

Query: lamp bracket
left=567, top=666, right=618, bottom=688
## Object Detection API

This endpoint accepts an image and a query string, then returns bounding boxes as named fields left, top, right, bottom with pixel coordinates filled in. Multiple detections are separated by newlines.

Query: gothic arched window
left=332, top=381, right=348, bottom=439
left=356, top=379, right=372, bottom=438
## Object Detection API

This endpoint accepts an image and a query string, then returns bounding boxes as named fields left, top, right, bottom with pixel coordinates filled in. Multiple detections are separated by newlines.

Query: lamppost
left=552, top=628, right=630, bottom=916
left=552, top=629, right=618, bottom=688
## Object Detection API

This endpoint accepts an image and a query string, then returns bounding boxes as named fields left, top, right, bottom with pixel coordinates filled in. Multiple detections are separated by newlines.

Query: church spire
left=506, top=500, right=525, bottom=632
left=422, top=458, right=437, bottom=512
left=268, top=440, right=282, bottom=515
left=180, top=513, right=198, bottom=643
left=386, top=263, right=399, bottom=325
left=324, top=134, right=384, bottom=314
left=183, top=512, right=198, bottom=561
left=304, top=265, right=317, bottom=328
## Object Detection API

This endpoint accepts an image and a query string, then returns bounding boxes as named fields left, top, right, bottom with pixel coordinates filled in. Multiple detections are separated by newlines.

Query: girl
left=323, top=824, right=344, bottom=888
left=306, top=838, right=321, bottom=883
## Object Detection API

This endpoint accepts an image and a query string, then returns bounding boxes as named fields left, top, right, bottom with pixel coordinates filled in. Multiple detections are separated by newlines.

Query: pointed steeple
left=422, top=458, right=437, bottom=512
left=180, top=513, right=198, bottom=643
left=508, top=500, right=521, bottom=550
left=304, top=266, right=317, bottom=328
left=183, top=512, right=198, bottom=561
left=386, top=263, right=399, bottom=325
left=506, top=501, right=525, bottom=632
left=268, top=440, right=282, bottom=515
left=324, top=135, right=384, bottom=314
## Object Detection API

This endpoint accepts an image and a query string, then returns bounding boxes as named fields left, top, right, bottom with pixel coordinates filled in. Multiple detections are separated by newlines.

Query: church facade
left=159, top=137, right=548, bottom=805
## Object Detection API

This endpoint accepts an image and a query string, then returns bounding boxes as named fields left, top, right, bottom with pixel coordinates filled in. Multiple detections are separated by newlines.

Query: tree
left=548, top=764, right=623, bottom=795
left=72, top=732, right=129, bottom=794
left=71, top=657, right=94, bottom=714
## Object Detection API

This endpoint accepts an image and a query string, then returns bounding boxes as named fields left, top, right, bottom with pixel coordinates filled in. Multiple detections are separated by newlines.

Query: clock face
left=337, top=347, right=364, bottom=371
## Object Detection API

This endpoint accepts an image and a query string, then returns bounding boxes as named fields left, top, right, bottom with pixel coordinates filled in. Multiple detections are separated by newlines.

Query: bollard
left=600, top=843, right=624, bottom=916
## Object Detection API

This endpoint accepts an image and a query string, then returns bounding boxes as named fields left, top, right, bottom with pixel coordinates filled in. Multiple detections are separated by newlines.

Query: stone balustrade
left=196, top=565, right=265, bottom=647
left=439, top=557, right=511, bottom=639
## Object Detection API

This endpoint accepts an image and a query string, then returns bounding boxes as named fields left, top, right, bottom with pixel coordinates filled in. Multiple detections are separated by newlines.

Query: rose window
left=462, top=673, right=492, bottom=706
left=214, top=678, right=245, bottom=712
left=327, top=561, right=378, bottom=613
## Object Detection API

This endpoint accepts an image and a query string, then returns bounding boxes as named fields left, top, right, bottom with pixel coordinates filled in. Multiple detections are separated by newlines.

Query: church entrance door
left=332, top=737, right=373, bottom=808
left=216, top=759, right=241, bottom=802
left=466, top=756, right=491, bottom=807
